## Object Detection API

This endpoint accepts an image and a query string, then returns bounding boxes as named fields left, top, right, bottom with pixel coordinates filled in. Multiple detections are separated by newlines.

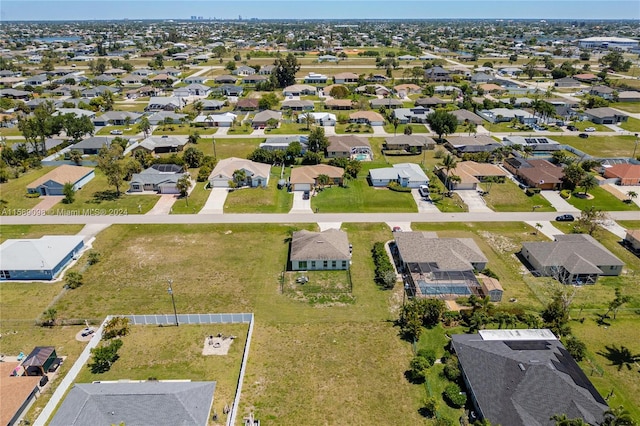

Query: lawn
left=565, top=186, right=639, bottom=212
left=383, top=123, right=429, bottom=134
left=0, top=126, right=24, bottom=136
left=197, top=138, right=265, bottom=159
left=113, top=102, right=147, bottom=112
left=612, top=102, right=640, bottom=114
left=282, top=269, right=354, bottom=305
left=170, top=181, right=210, bottom=214
left=226, top=125, right=254, bottom=135
left=263, top=122, right=311, bottom=135
left=568, top=120, right=610, bottom=132
left=482, top=121, right=530, bottom=133
left=553, top=135, right=638, bottom=158
left=224, top=170, right=293, bottom=213
left=153, top=124, right=218, bottom=135
left=311, top=178, right=417, bottom=213
left=50, top=169, right=160, bottom=215
left=482, top=180, right=555, bottom=212
left=0, top=224, right=83, bottom=243
left=619, top=117, right=640, bottom=133
left=74, top=324, right=248, bottom=422
left=335, top=123, right=373, bottom=134
left=95, top=125, right=140, bottom=136
left=0, top=166, right=57, bottom=211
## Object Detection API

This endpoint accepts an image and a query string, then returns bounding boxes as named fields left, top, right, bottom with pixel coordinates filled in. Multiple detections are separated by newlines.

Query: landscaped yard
left=553, top=135, right=638, bottom=158
left=482, top=121, right=529, bottom=133
left=569, top=120, right=610, bottom=132
left=619, top=117, right=640, bottom=133
left=263, top=122, right=311, bottom=135
left=224, top=170, right=293, bottom=213
left=153, top=124, right=218, bottom=135
left=335, top=123, right=373, bottom=134
left=382, top=123, right=429, bottom=134
left=170, top=181, right=210, bottom=214
left=482, top=180, right=555, bottom=212
left=565, top=186, right=639, bottom=211
left=95, top=125, right=140, bottom=136
left=311, top=178, right=417, bottom=213
left=0, top=166, right=57, bottom=211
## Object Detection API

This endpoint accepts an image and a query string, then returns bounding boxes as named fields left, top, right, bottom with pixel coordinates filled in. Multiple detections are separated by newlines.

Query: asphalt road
left=1, top=211, right=638, bottom=225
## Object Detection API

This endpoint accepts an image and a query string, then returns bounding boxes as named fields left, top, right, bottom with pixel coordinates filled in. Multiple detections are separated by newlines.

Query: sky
left=1, top=0, right=639, bottom=21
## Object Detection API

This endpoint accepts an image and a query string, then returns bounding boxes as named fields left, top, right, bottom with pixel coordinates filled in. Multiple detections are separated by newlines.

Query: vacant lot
left=312, top=179, right=417, bottom=213
left=619, top=117, right=640, bottom=133
left=553, top=135, right=638, bottom=158
left=483, top=180, right=555, bottom=212
left=613, top=102, right=640, bottom=114
left=198, top=137, right=265, bottom=159
left=566, top=186, right=639, bottom=212
left=224, top=169, right=292, bottom=213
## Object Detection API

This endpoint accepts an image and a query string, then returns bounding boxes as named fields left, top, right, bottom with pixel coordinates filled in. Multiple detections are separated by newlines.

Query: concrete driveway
left=323, top=125, right=336, bottom=136
left=601, top=220, right=628, bottom=239
left=386, top=222, right=412, bottom=232
left=525, top=220, right=564, bottom=240
left=215, top=127, right=229, bottom=136
left=372, top=126, right=388, bottom=136
left=289, top=191, right=312, bottom=213
left=455, top=190, right=492, bottom=212
left=539, top=191, right=580, bottom=213
left=411, top=189, right=440, bottom=213
left=29, top=196, right=63, bottom=213
left=199, top=188, right=228, bottom=214
left=146, top=194, right=178, bottom=215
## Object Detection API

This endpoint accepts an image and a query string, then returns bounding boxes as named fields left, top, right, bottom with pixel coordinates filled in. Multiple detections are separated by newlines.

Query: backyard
left=553, top=135, right=639, bottom=158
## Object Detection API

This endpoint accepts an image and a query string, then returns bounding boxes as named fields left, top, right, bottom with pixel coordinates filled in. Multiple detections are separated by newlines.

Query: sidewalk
left=539, top=191, right=580, bottom=213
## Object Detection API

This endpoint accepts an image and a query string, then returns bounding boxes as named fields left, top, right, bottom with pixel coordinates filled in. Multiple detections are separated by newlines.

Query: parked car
left=567, top=125, right=577, bottom=131
left=418, top=185, right=429, bottom=198
left=302, top=191, right=310, bottom=200
left=110, top=129, right=123, bottom=135
left=392, top=226, right=402, bottom=232
left=585, top=127, right=596, bottom=132
left=578, top=133, right=589, bottom=139
left=555, top=214, right=575, bottom=222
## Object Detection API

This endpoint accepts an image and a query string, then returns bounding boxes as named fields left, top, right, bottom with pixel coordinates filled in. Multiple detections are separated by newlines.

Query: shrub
left=525, top=187, right=541, bottom=196
left=443, top=355, right=461, bottom=381
left=563, top=335, right=587, bottom=361
left=197, top=166, right=212, bottom=182
left=87, top=251, right=101, bottom=265
left=65, top=271, right=84, bottom=289
left=408, top=355, right=431, bottom=383
left=443, top=383, right=467, bottom=408
left=387, top=182, right=412, bottom=192
left=481, top=268, right=499, bottom=280
left=416, top=348, right=437, bottom=366
left=422, top=397, right=438, bottom=418
left=372, top=242, right=396, bottom=289
left=89, top=339, right=123, bottom=373
left=560, top=189, right=571, bottom=199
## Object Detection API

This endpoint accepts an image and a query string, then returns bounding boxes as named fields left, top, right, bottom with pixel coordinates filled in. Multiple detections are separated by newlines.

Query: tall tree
left=97, top=144, right=126, bottom=196
left=427, top=109, right=457, bottom=142
left=63, top=113, right=95, bottom=143
left=307, top=127, right=328, bottom=153
left=138, top=116, right=151, bottom=138
left=176, top=174, right=192, bottom=205
left=17, top=101, right=63, bottom=156
left=576, top=206, right=607, bottom=236
left=440, top=153, right=458, bottom=190
left=271, top=53, right=300, bottom=88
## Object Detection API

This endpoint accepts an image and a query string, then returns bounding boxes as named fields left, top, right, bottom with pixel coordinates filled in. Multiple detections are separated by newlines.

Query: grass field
left=153, top=124, right=218, bottom=135
left=170, top=181, right=210, bottom=214
left=383, top=123, right=429, bottom=134
left=95, top=125, right=140, bottom=136
left=0, top=166, right=57, bottom=211
left=569, top=121, right=610, bottom=132
left=482, top=180, right=555, bottom=212
left=553, top=135, right=638, bottom=158
left=612, top=102, right=640, bottom=114
left=565, top=186, right=639, bottom=212
left=263, top=122, right=311, bottom=135
left=619, top=117, right=640, bottom=133
left=0, top=127, right=24, bottom=136
left=224, top=171, right=292, bottom=213
left=311, top=178, right=417, bottom=213
left=335, top=123, right=373, bottom=134
left=74, top=324, right=248, bottom=421
left=0, top=224, right=83, bottom=243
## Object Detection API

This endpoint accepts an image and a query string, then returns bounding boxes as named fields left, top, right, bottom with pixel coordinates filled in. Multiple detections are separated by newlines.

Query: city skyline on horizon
left=1, top=0, right=639, bottom=22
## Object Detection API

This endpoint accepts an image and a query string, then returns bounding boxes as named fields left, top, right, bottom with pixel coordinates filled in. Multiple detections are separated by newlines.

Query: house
left=201, top=99, right=225, bottom=111
left=24, top=74, right=48, bottom=86
left=573, top=73, right=599, bottom=83
left=207, top=157, right=270, bottom=188
left=478, top=108, right=537, bottom=125
left=175, top=83, right=211, bottom=97
left=451, top=329, right=608, bottom=426
left=445, top=135, right=502, bottom=155
left=617, top=91, right=640, bottom=102
left=367, top=74, right=388, bottom=82
left=93, top=111, right=141, bottom=126
left=589, top=85, right=615, bottom=100
left=235, top=98, right=259, bottom=111
left=439, top=161, right=508, bottom=190
left=212, top=84, right=243, bottom=97
left=394, top=84, right=421, bottom=97
left=231, top=65, right=256, bottom=76
left=602, top=163, right=640, bottom=185
left=150, top=73, right=176, bottom=85
left=125, top=85, right=161, bottom=99
left=81, top=86, right=119, bottom=99
left=384, top=135, right=435, bottom=153
left=289, top=164, right=344, bottom=191
left=324, top=99, right=354, bottom=110
left=146, top=96, right=184, bottom=111
left=470, top=72, right=493, bottom=84
left=121, top=73, right=144, bottom=85
left=298, top=112, right=336, bottom=126
left=333, top=72, right=359, bottom=84
left=356, top=84, right=391, bottom=97
left=0, top=88, right=30, bottom=100
left=478, top=83, right=506, bottom=94
left=183, top=75, right=209, bottom=84
left=451, top=109, right=484, bottom=125
left=318, top=54, right=338, bottom=62
left=414, top=97, right=447, bottom=108
left=584, top=107, right=628, bottom=125
left=281, top=99, right=315, bottom=111
left=394, top=232, right=488, bottom=299
left=504, top=158, right=564, bottom=189
left=133, top=136, right=187, bottom=154
left=27, top=165, right=94, bottom=196
left=242, top=75, right=268, bottom=85
left=623, top=229, right=640, bottom=254
left=501, top=135, right=561, bottom=152
left=71, top=136, right=121, bottom=155
left=147, top=111, right=187, bottom=125
left=21, top=346, right=57, bottom=376
left=159, top=67, right=181, bottom=77
left=520, top=234, right=624, bottom=284
left=398, top=54, right=417, bottom=61
left=251, top=110, right=281, bottom=128
left=132, top=68, right=154, bottom=77
left=193, top=113, right=236, bottom=127
left=93, top=73, right=116, bottom=83
left=283, top=84, right=317, bottom=96
left=0, top=361, right=41, bottom=426
left=49, top=381, right=217, bottom=426
left=554, top=77, right=581, bottom=88
left=214, top=75, right=238, bottom=84
left=393, top=106, right=431, bottom=124
left=368, top=163, right=429, bottom=188
left=54, top=108, right=96, bottom=120
left=369, top=98, right=403, bottom=109
left=129, top=164, right=189, bottom=194
left=349, top=111, right=385, bottom=126
left=290, top=229, right=351, bottom=271
left=304, top=72, right=328, bottom=84
left=0, top=235, right=85, bottom=280
left=259, top=65, right=275, bottom=75
left=260, top=135, right=308, bottom=153
left=326, top=135, right=372, bottom=160
left=424, top=66, right=452, bottom=82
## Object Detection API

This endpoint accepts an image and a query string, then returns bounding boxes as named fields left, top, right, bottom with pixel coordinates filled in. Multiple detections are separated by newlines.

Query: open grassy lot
left=227, top=125, right=254, bottom=135
left=619, top=117, right=640, bottom=133
left=282, top=270, right=354, bottom=305
left=0, top=126, right=24, bottom=136
left=0, top=224, right=83, bottom=243
left=113, top=102, right=147, bottom=112
left=170, top=181, right=210, bottom=214
left=565, top=186, right=639, bottom=212
left=335, top=123, right=373, bottom=134
left=482, top=180, right=555, bottom=212
left=153, top=124, right=218, bottom=135
left=95, top=125, right=140, bottom=136
left=612, top=102, right=640, bottom=114
left=553, top=135, right=638, bottom=158
left=568, top=121, right=610, bottom=132
left=263, top=122, right=311, bottom=135
left=311, top=178, right=417, bottom=213
left=195, top=137, right=264, bottom=159
left=224, top=171, right=292, bottom=213
left=50, top=169, right=160, bottom=215
left=383, top=123, right=429, bottom=134
left=0, top=166, right=56, bottom=211
left=74, top=324, right=248, bottom=421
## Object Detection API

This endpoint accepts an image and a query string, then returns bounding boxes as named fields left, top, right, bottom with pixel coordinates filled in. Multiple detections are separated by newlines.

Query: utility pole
left=167, top=279, right=178, bottom=326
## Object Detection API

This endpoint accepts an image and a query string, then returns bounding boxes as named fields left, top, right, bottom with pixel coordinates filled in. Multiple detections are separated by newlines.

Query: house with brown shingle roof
left=623, top=229, right=640, bottom=253
left=27, top=165, right=95, bottom=196
left=324, top=99, right=354, bottom=110
left=290, top=229, right=351, bottom=271
left=504, top=158, right=564, bottom=190
left=349, top=110, right=385, bottom=126
left=0, top=362, right=41, bottom=426
left=438, top=161, right=507, bottom=190
left=326, top=135, right=372, bottom=160
left=333, top=72, right=359, bottom=84
left=290, top=164, right=344, bottom=191
left=603, top=163, right=640, bottom=185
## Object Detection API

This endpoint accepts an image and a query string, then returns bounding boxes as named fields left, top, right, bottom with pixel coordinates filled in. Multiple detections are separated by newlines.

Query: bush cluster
left=372, top=242, right=395, bottom=289
left=443, top=383, right=467, bottom=408
left=387, top=182, right=412, bottom=192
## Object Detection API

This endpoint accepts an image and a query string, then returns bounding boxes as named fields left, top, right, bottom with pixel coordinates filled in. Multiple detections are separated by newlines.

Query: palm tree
left=138, top=116, right=151, bottom=138
left=580, top=174, right=598, bottom=196
left=600, top=405, right=636, bottom=426
left=392, top=117, right=400, bottom=136
left=467, top=121, right=477, bottom=136
left=626, top=190, right=637, bottom=203
left=176, top=174, right=192, bottom=206
left=535, top=222, right=543, bottom=235
left=440, top=153, right=458, bottom=190
left=523, top=145, right=534, bottom=159
left=232, top=169, right=247, bottom=187
left=316, top=174, right=330, bottom=190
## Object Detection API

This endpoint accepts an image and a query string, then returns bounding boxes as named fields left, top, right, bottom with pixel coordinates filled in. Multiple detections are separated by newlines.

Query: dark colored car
left=555, top=214, right=575, bottom=222
left=578, top=133, right=589, bottom=139
left=567, top=125, right=577, bottom=131
left=302, top=191, right=310, bottom=200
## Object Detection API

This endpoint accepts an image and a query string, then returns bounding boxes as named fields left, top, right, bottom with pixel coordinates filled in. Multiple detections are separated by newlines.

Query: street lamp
left=633, top=133, right=639, bottom=159
left=167, top=279, right=178, bottom=326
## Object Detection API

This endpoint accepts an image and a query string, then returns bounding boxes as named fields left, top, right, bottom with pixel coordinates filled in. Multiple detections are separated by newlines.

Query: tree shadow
left=417, top=407, right=436, bottom=419
left=404, top=370, right=425, bottom=385
left=597, top=345, right=640, bottom=371
left=91, top=190, right=120, bottom=203
left=594, top=313, right=611, bottom=327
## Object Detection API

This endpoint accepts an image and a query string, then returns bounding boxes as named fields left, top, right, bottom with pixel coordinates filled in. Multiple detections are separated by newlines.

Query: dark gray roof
left=72, top=136, right=114, bottom=150
left=49, top=381, right=216, bottom=426
left=452, top=333, right=608, bottom=426
left=394, top=232, right=487, bottom=271
left=291, top=229, right=350, bottom=261
left=384, top=134, right=435, bottom=147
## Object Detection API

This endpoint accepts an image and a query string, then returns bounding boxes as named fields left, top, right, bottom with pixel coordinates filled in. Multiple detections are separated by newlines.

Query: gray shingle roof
left=452, top=333, right=608, bottom=426
left=49, top=381, right=216, bottom=426
left=290, top=229, right=350, bottom=261
left=394, top=232, right=487, bottom=271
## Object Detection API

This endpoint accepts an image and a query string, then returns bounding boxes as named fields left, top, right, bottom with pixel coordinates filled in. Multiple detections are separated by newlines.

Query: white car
left=110, top=130, right=123, bottom=135
left=584, top=127, right=596, bottom=132
left=418, top=185, right=430, bottom=198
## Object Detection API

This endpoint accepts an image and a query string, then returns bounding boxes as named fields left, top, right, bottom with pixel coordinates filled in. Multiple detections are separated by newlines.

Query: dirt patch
left=202, top=334, right=235, bottom=355
left=478, top=231, right=518, bottom=254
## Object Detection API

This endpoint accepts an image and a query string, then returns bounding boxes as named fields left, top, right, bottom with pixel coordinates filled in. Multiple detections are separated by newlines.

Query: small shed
left=480, top=276, right=504, bottom=302
left=21, top=346, right=57, bottom=376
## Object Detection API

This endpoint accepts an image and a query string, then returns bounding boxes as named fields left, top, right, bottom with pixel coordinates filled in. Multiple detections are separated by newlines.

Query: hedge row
left=372, top=242, right=396, bottom=289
